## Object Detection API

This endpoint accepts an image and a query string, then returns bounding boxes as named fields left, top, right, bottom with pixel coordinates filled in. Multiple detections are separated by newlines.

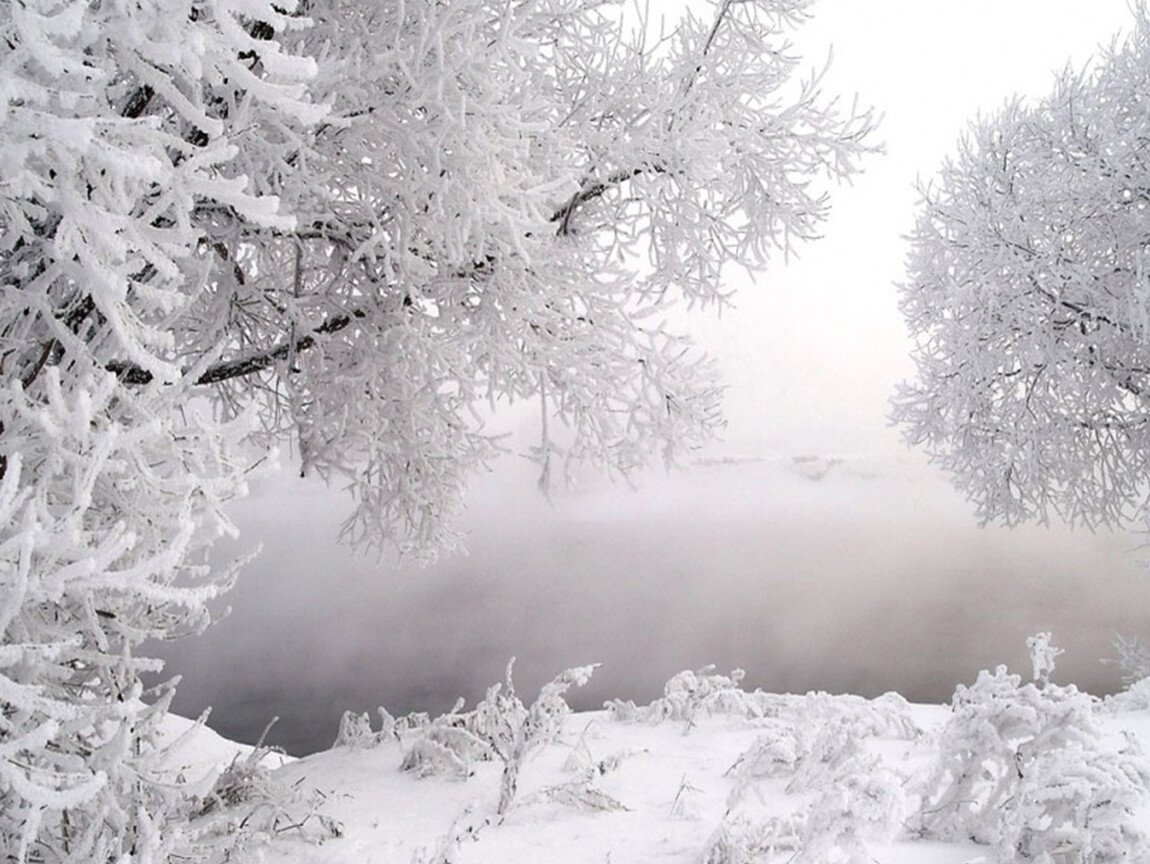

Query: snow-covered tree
left=893, top=7, right=1150, bottom=528
left=230, top=0, right=879, bottom=552
left=1, top=0, right=875, bottom=859
left=1, top=0, right=320, bottom=860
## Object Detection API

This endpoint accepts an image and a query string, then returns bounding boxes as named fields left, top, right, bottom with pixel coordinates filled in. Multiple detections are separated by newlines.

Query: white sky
left=161, top=1, right=1150, bottom=753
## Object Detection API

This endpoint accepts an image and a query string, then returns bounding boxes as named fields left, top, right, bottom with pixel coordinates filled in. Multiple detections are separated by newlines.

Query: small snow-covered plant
left=914, top=660, right=1099, bottom=844
left=794, top=769, right=906, bottom=864
left=797, top=691, right=923, bottom=741
left=1108, top=633, right=1150, bottom=687
left=726, top=720, right=804, bottom=782
left=1107, top=675, right=1150, bottom=713
left=724, top=694, right=915, bottom=810
left=185, top=724, right=342, bottom=862
left=669, top=773, right=705, bottom=820
left=396, top=661, right=597, bottom=814
left=400, top=699, right=494, bottom=780
left=913, top=636, right=1150, bottom=859
left=333, top=708, right=399, bottom=749
left=998, top=739, right=1150, bottom=863
left=531, top=775, right=629, bottom=813
left=562, top=721, right=603, bottom=774
left=473, top=661, right=598, bottom=815
left=606, top=666, right=781, bottom=729
left=409, top=803, right=493, bottom=864
left=1028, top=631, right=1064, bottom=686
left=787, top=718, right=876, bottom=795
left=562, top=720, right=646, bottom=777
left=711, top=768, right=906, bottom=864
left=701, top=813, right=802, bottom=864
left=661, top=667, right=755, bottom=727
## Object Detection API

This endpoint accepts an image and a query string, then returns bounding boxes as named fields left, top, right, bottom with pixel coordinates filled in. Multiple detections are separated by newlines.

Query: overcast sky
left=159, top=1, right=1150, bottom=755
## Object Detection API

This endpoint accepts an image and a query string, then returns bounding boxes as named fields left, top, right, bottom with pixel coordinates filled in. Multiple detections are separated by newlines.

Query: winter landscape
left=161, top=640, right=1150, bottom=864
left=7, top=0, right=1150, bottom=861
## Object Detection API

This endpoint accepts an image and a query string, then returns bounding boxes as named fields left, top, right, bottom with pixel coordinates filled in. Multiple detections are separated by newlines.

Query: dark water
left=152, top=456, right=1150, bottom=756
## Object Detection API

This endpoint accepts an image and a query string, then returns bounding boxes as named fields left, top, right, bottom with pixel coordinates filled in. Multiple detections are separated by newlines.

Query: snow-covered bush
left=725, top=721, right=804, bottom=784
left=400, top=699, right=495, bottom=780
left=1108, top=634, right=1150, bottom=687
left=185, top=735, right=342, bottom=862
left=606, top=667, right=784, bottom=728
left=333, top=708, right=397, bottom=749
left=707, top=768, right=905, bottom=864
left=998, top=740, right=1150, bottom=863
left=477, top=662, right=598, bottom=815
left=712, top=681, right=918, bottom=861
left=913, top=637, right=1150, bottom=861
left=795, top=769, right=906, bottom=864
left=702, top=813, right=801, bottom=864
left=915, top=665, right=1098, bottom=843
left=609, top=669, right=921, bottom=745
left=394, top=661, right=597, bottom=814
left=795, top=691, right=923, bottom=741
left=786, top=719, right=877, bottom=795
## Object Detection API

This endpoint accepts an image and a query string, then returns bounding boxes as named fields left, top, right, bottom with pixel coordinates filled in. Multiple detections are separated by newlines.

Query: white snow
left=157, top=712, right=294, bottom=781
left=172, top=666, right=1150, bottom=864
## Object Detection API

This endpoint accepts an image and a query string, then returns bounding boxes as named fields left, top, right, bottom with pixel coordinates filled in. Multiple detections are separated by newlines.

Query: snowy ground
left=175, top=656, right=1150, bottom=864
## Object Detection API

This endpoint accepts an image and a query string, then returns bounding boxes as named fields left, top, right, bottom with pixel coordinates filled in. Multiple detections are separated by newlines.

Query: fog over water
left=153, top=1, right=1150, bottom=755
left=154, top=455, right=1150, bottom=756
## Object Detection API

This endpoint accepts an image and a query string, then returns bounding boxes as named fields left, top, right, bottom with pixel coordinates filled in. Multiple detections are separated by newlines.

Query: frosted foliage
left=700, top=675, right=918, bottom=864
left=605, top=666, right=783, bottom=727
left=0, top=375, right=254, bottom=862
left=796, top=770, right=905, bottom=864
left=913, top=639, right=1150, bottom=861
left=1029, top=631, right=1064, bottom=685
left=1109, top=633, right=1150, bottom=686
left=915, top=665, right=1101, bottom=844
left=386, top=661, right=595, bottom=817
left=999, top=743, right=1150, bottom=863
left=893, top=6, right=1150, bottom=528
left=229, top=0, right=877, bottom=555
left=0, top=0, right=315, bottom=860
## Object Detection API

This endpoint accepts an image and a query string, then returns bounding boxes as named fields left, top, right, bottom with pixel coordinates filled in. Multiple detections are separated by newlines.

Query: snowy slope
left=158, top=712, right=293, bottom=779
left=180, top=659, right=1150, bottom=864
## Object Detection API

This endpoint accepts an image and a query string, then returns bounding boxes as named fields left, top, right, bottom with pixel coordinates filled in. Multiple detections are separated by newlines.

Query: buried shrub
left=606, top=667, right=780, bottom=728
left=705, top=767, right=905, bottom=864
left=795, top=769, right=906, bottom=864
left=184, top=721, right=342, bottom=862
left=999, top=740, right=1150, bottom=863
left=350, top=661, right=597, bottom=815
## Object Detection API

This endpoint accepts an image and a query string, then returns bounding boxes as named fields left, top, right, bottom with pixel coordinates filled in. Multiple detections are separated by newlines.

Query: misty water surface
left=153, top=453, right=1150, bottom=755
